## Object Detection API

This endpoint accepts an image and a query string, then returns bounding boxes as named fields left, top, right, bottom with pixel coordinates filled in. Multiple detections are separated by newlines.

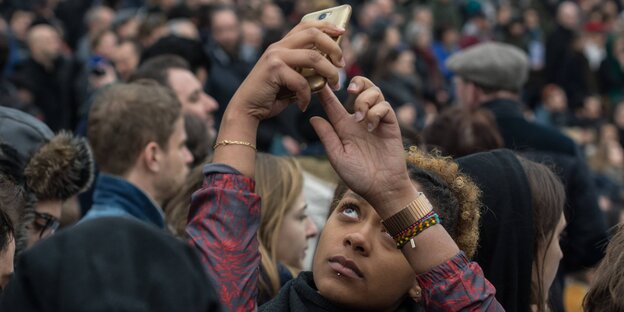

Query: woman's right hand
left=225, top=20, right=345, bottom=124
left=215, top=21, right=345, bottom=178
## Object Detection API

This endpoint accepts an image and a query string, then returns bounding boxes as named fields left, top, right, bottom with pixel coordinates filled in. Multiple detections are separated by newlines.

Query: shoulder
left=528, top=122, right=577, bottom=155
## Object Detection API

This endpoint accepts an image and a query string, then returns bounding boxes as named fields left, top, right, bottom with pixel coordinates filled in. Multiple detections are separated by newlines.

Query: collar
left=481, top=98, right=524, bottom=119
left=92, top=174, right=165, bottom=228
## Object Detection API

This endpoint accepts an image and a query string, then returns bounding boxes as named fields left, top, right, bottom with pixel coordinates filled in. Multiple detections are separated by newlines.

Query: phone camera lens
left=319, top=13, right=328, bottom=20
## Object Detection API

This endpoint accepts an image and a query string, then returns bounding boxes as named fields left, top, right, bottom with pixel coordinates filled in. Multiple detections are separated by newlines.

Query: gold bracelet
left=213, top=140, right=257, bottom=151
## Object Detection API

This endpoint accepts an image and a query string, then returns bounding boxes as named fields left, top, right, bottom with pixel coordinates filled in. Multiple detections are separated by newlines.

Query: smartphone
left=277, top=4, right=352, bottom=100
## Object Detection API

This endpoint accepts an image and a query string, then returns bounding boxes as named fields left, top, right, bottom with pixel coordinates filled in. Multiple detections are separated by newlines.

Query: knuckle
left=305, top=27, right=320, bottom=39
left=295, top=78, right=309, bottom=91
left=307, top=49, right=324, bottom=63
left=266, top=53, right=284, bottom=71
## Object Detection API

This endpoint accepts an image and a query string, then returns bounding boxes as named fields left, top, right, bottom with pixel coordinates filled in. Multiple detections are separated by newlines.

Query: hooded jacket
left=456, top=149, right=534, bottom=312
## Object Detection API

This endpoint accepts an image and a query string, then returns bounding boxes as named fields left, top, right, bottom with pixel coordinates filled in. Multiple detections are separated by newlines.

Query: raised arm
left=311, top=77, right=503, bottom=311
left=186, top=21, right=345, bottom=311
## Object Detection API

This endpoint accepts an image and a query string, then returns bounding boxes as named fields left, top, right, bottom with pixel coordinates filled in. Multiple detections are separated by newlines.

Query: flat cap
left=446, top=42, right=529, bottom=92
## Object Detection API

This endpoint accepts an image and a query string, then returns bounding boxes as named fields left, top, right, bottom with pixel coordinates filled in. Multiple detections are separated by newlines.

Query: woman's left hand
left=310, top=76, right=416, bottom=218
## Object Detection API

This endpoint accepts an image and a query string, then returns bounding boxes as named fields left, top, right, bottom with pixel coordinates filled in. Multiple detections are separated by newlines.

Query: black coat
left=482, top=98, right=577, bottom=156
left=545, top=25, right=574, bottom=84
left=11, top=57, right=79, bottom=131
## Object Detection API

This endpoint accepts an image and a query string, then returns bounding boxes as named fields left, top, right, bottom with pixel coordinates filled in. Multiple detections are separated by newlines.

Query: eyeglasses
left=31, top=211, right=60, bottom=239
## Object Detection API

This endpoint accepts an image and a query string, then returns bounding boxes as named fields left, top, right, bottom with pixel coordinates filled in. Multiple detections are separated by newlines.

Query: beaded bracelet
left=391, top=211, right=435, bottom=240
left=394, top=213, right=441, bottom=249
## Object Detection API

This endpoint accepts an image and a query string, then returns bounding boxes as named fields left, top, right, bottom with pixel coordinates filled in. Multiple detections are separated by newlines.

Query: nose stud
left=337, top=273, right=341, bottom=276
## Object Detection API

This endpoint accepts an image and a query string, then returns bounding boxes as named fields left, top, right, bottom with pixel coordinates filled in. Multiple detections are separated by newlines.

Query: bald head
left=86, top=6, right=115, bottom=34
left=557, top=1, right=579, bottom=30
left=27, top=25, right=61, bottom=66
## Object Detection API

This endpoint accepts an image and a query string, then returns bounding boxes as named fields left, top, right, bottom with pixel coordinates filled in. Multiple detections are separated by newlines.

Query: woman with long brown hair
left=255, top=153, right=317, bottom=304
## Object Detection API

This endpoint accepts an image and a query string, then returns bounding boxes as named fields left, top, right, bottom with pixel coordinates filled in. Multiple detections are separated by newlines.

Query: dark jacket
left=0, top=217, right=220, bottom=311
left=82, top=174, right=165, bottom=229
left=482, top=98, right=577, bottom=156
left=205, top=42, right=254, bottom=120
left=545, top=25, right=574, bottom=84
left=11, top=57, right=79, bottom=131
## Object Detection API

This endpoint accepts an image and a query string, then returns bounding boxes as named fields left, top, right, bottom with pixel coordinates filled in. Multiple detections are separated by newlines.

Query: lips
left=328, top=256, right=364, bottom=279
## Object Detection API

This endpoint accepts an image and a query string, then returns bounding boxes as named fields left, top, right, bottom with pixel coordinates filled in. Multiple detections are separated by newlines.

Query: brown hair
left=330, top=147, right=482, bottom=258
left=87, top=80, right=182, bottom=176
left=584, top=224, right=624, bottom=311
left=516, top=157, right=565, bottom=312
left=424, top=106, right=503, bottom=158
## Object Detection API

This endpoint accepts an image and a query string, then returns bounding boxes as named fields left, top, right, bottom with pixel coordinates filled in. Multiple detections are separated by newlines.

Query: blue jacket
left=82, top=174, right=165, bottom=228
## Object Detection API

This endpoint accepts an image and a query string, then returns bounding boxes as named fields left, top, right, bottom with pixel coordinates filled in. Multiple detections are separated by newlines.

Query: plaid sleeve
left=186, top=164, right=261, bottom=312
left=416, top=252, right=504, bottom=311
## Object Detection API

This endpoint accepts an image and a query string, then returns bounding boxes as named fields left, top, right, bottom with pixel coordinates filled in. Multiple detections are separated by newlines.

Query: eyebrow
left=298, top=203, right=308, bottom=212
left=344, top=191, right=365, bottom=202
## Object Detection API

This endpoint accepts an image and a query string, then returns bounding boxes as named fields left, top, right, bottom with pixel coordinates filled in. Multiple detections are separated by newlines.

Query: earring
left=409, top=287, right=422, bottom=302
left=337, top=273, right=341, bottom=276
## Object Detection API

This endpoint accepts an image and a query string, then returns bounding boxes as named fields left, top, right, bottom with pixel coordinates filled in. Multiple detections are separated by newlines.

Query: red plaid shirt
left=187, top=165, right=504, bottom=311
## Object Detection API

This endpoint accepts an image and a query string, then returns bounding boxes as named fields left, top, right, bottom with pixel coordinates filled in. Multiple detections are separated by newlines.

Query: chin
left=314, top=272, right=370, bottom=310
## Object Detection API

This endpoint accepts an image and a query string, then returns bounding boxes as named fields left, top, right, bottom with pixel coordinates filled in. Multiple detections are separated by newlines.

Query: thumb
left=310, top=116, right=344, bottom=158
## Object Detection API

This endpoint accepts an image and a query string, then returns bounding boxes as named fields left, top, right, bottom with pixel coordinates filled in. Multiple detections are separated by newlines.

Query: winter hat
left=0, top=107, right=94, bottom=201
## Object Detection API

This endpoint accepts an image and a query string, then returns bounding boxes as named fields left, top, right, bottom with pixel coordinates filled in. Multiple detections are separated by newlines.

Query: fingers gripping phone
left=277, top=4, right=352, bottom=100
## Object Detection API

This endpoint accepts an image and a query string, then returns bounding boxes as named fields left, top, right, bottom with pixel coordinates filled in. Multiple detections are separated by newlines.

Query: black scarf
left=260, top=272, right=422, bottom=312
left=0, top=217, right=221, bottom=312
left=456, top=149, right=534, bottom=312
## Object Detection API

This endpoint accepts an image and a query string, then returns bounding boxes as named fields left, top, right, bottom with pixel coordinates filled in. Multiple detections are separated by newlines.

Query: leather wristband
left=382, top=193, right=434, bottom=237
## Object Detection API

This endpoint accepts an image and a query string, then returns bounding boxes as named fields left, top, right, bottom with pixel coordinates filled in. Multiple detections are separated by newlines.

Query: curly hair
left=405, top=147, right=481, bottom=258
left=331, top=147, right=482, bottom=258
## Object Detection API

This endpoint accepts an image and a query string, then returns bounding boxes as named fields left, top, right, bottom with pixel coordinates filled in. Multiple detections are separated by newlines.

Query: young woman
left=185, top=20, right=502, bottom=311
left=255, top=153, right=318, bottom=304
left=518, top=157, right=566, bottom=312
left=457, top=150, right=566, bottom=312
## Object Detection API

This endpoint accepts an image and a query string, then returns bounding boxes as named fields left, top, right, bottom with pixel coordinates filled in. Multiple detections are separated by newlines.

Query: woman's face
left=533, top=213, right=566, bottom=300
left=313, top=190, right=416, bottom=311
left=393, top=50, right=415, bottom=76
left=275, top=192, right=318, bottom=270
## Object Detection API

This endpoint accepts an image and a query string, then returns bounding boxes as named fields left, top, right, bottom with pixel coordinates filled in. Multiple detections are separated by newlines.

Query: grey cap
left=446, top=42, right=529, bottom=92
left=0, top=106, right=53, bottom=162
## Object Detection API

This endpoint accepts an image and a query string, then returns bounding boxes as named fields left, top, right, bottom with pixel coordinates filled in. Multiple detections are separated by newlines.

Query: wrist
left=367, top=180, right=421, bottom=220
left=219, top=105, right=260, bottom=141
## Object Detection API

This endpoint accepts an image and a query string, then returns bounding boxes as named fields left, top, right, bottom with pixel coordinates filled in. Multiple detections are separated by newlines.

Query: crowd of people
left=0, top=0, right=624, bottom=311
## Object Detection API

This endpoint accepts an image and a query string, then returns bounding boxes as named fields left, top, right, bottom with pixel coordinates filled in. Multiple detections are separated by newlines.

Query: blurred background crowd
left=0, top=0, right=624, bottom=310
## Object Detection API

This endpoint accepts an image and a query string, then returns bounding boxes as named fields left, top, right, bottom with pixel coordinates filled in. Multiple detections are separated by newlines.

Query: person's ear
left=408, top=279, right=422, bottom=302
left=142, top=142, right=162, bottom=173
